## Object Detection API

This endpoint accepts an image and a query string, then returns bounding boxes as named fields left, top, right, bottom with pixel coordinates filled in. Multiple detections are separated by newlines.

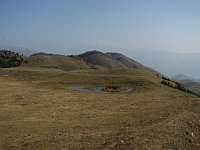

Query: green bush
left=0, top=50, right=24, bottom=68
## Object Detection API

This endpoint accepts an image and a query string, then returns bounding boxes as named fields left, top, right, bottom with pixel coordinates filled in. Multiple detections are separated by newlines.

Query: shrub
left=0, top=50, right=24, bottom=68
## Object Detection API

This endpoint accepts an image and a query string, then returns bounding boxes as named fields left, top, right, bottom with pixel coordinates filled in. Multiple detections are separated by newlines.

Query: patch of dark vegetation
left=68, top=55, right=82, bottom=60
left=161, top=80, right=175, bottom=88
left=77, top=50, right=105, bottom=58
left=0, top=50, right=24, bottom=68
left=31, top=52, right=53, bottom=56
left=162, top=76, right=171, bottom=81
left=102, top=85, right=123, bottom=92
left=102, top=84, right=134, bottom=93
left=161, top=76, right=200, bottom=97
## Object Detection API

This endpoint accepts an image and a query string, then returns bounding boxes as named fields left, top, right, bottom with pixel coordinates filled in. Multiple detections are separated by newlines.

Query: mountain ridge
left=20, top=50, right=160, bottom=75
left=75, top=50, right=160, bottom=75
left=172, top=74, right=195, bottom=81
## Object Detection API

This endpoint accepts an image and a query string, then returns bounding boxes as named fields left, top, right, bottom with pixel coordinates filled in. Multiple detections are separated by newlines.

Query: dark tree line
left=0, top=50, right=24, bottom=68
left=175, top=81, right=200, bottom=97
left=162, top=76, right=171, bottom=81
left=161, top=79, right=200, bottom=97
left=161, top=80, right=174, bottom=88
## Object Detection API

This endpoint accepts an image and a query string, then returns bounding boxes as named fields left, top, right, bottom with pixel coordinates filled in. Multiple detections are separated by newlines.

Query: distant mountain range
left=123, top=49, right=200, bottom=79
left=1, top=46, right=200, bottom=79
left=0, top=45, right=37, bottom=56
left=172, top=74, right=196, bottom=81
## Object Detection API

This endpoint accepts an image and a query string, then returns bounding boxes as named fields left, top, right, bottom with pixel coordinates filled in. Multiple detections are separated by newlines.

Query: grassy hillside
left=179, top=80, right=200, bottom=95
left=106, top=52, right=145, bottom=69
left=23, top=54, right=92, bottom=70
left=77, top=51, right=129, bottom=68
left=77, top=51, right=159, bottom=75
left=21, top=50, right=160, bottom=75
left=0, top=67, right=200, bottom=149
left=0, top=50, right=154, bottom=72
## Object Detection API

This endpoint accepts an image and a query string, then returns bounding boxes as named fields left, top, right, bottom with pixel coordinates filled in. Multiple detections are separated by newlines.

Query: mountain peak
left=78, top=50, right=104, bottom=57
left=172, top=74, right=194, bottom=81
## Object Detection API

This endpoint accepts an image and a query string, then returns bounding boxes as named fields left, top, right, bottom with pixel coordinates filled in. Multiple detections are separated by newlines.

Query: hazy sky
left=0, top=0, right=200, bottom=54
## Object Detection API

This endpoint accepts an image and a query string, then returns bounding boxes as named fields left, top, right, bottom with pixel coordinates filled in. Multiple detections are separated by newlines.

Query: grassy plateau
left=0, top=67, right=200, bottom=149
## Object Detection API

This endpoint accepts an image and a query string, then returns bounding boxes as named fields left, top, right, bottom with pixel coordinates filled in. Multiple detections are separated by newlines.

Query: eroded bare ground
left=1, top=69, right=200, bottom=150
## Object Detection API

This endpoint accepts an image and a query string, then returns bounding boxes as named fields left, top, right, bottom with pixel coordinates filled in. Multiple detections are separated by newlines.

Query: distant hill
left=172, top=74, right=195, bottom=81
left=77, top=51, right=128, bottom=68
left=106, top=52, right=146, bottom=69
left=0, top=45, right=37, bottom=56
left=1, top=50, right=160, bottom=74
left=16, top=49, right=37, bottom=56
left=76, top=50, right=159, bottom=74
left=123, top=49, right=200, bottom=79
left=169, top=53, right=200, bottom=79
left=23, top=53, right=91, bottom=70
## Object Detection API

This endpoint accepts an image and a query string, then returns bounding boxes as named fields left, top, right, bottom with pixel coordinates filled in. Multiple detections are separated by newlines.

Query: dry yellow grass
left=0, top=67, right=200, bottom=149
